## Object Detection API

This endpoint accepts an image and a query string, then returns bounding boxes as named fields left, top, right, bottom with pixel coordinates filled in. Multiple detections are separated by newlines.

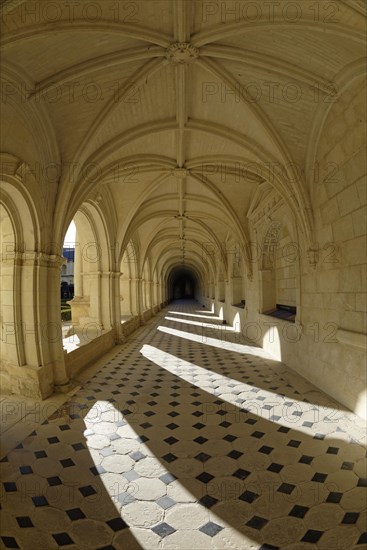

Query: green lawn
left=61, top=299, right=71, bottom=321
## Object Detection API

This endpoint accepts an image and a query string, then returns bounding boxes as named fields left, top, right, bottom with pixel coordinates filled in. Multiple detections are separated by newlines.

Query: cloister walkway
left=0, top=301, right=366, bottom=549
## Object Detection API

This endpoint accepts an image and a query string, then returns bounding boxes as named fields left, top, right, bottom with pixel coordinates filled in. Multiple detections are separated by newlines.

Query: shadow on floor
left=0, top=301, right=366, bottom=549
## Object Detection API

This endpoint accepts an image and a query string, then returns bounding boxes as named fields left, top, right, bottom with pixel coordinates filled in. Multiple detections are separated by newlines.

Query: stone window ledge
left=337, top=329, right=367, bottom=350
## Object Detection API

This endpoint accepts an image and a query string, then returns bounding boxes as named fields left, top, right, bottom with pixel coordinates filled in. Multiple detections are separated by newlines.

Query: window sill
left=262, top=309, right=296, bottom=323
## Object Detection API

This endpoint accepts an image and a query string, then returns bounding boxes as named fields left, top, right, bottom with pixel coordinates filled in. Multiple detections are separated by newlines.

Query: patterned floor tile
left=0, top=300, right=366, bottom=549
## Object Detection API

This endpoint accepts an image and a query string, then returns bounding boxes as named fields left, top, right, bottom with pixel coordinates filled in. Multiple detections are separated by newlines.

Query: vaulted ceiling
left=1, top=0, right=366, bottom=279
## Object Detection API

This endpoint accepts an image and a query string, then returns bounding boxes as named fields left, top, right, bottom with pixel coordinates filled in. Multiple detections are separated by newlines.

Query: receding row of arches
left=0, top=158, right=302, bottom=402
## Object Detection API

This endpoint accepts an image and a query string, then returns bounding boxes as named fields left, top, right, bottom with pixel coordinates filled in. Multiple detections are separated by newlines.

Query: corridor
left=0, top=301, right=366, bottom=549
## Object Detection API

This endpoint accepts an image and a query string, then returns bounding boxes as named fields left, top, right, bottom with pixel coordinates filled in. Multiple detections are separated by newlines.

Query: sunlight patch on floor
left=164, top=316, right=237, bottom=331
left=158, top=325, right=268, bottom=357
left=167, top=311, right=221, bottom=321
left=139, top=344, right=347, bottom=435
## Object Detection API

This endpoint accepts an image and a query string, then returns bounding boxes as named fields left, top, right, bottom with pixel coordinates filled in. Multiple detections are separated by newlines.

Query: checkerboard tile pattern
left=1, top=301, right=366, bottom=549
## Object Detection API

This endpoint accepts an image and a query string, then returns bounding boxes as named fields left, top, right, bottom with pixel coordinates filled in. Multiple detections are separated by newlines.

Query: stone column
left=11, top=252, right=70, bottom=398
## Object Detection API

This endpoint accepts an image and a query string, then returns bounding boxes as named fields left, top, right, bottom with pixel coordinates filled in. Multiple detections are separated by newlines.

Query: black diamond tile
left=72, top=442, right=85, bottom=451
left=3, top=482, right=17, bottom=492
left=258, top=446, right=273, bottom=455
left=299, top=455, right=313, bottom=464
left=357, top=533, right=367, bottom=544
left=245, top=418, right=257, bottom=425
left=246, top=516, right=268, bottom=530
left=195, top=452, right=211, bottom=462
left=164, top=436, right=178, bottom=445
left=199, top=495, right=218, bottom=508
left=118, top=492, right=136, bottom=506
left=326, top=491, right=343, bottom=503
left=289, top=505, right=309, bottom=518
left=34, top=450, right=47, bottom=459
left=166, top=423, right=179, bottom=430
left=60, top=458, right=75, bottom=468
left=1, top=537, right=20, bottom=549
left=16, top=516, right=33, bottom=528
left=342, top=512, right=359, bottom=524
left=358, top=478, right=367, bottom=487
left=157, top=496, right=176, bottom=510
left=162, top=453, right=177, bottom=463
left=239, top=490, right=259, bottom=503
left=277, top=483, right=296, bottom=495
left=47, top=476, right=62, bottom=487
left=251, top=431, right=265, bottom=439
left=19, top=466, right=33, bottom=475
left=140, top=422, right=152, bottom=429
left=227, top=450, right=243, bottom=459
left=196, top=472, right=215, bottom=484
left=194, top=436, right=208, bottom=444
left=100, top=447, right=113, bottom=457
left=326, top=446, right=339, bottom=455
left=301, top=530, right=323, bottom=543
left=233, top=468, right=250, bottom=480
left=267, top=463, right=284, bottom=473
left=223, top=434, right=237, bottom=442
left=312, top=473, right=328, bottom=483
left=278, top=426, right=290, bottom=433
left=106, top=517, right=128, bottom=531
left=47, top=436, right=59, bottom=444
left=199, top=521, right=223, bottom=537
left=287, top=440, right=301, bottom=448
left=32, top=496, right=48, bottom=507
left=59, top=424, right=71, bottom=431
left=192, top=411, right=203, bottom=417
left=79, top=485, right=97, bottom=497
left=130, top=451, right=145, bottom=461
left=90, top=464, right=106, bottom=476
left=124, top=470, right=140, bottom=482
left=52, top=533, right=74, bottom=546
left=341, top=461, right=354, bottom=470
left=151, top=522, right=176, bottom=538
left=193, top=422, right=205, bottom=430
left=159, top=473, right=177, bottom=485
left=66, top=508, right=86, bottom=520
left=219, top=421, right=231, bottom=428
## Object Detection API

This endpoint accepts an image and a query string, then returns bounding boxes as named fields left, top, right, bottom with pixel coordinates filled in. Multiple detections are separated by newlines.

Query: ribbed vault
left=1, top=0, right=366, bottom=289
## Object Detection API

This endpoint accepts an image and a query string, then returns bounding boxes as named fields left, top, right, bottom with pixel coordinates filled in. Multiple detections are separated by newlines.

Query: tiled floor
left=1, top=300, right=366, bottom=549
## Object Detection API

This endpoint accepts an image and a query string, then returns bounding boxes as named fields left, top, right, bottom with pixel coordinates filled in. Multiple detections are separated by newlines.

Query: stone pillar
left=3, top=251, right=70, bottom=399
left=120, top=275, right=131, bottom=316
left=40, top=252, right=70, bottom=392
left=110, top=271, right=121, bottom=342
left=129, top=277, right=140, bottom=316
left=73, top=242, right=83, bottom=296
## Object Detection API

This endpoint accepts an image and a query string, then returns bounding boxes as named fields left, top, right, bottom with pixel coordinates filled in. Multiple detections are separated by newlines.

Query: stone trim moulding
left=1, top=251, right=66, bottom=268
left=337, top=329, right=367, bottom=350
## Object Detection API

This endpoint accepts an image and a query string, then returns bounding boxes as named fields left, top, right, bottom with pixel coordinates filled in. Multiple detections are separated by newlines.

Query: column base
left=0, top=362, right=54, bottom=400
